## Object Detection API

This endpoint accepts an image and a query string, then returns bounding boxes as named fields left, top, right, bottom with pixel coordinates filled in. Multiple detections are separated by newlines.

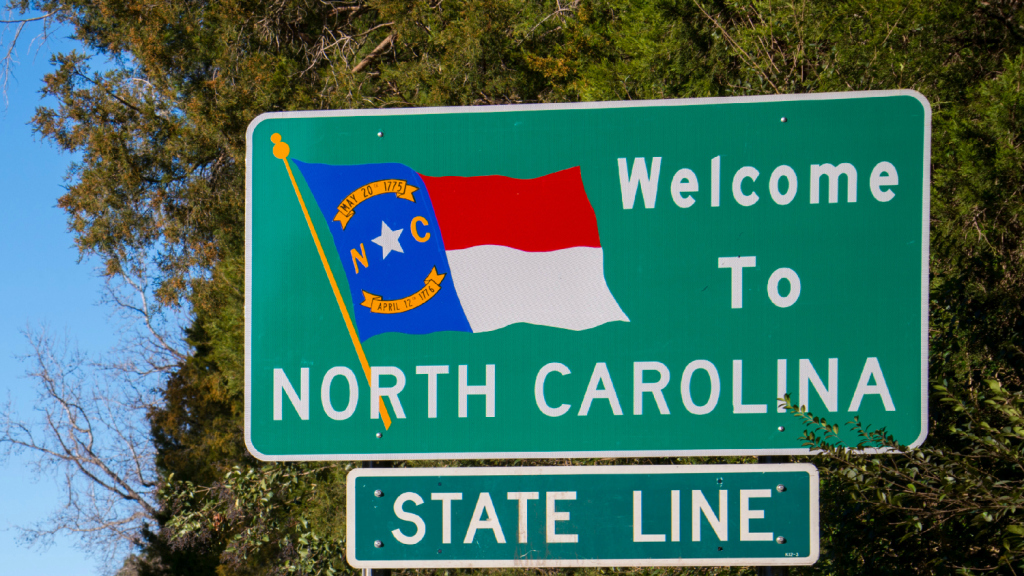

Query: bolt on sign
left=347, top=464, right=819, bottom=567
left=245, top=91, right=931, bottom=460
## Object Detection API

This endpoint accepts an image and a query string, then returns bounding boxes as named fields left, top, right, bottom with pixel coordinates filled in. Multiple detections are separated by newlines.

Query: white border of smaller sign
left=346, top=463, right=820, bottom=568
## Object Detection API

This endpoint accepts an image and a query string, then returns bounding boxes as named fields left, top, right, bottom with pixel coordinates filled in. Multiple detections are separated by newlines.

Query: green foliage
left=163, top=464, right=351, bottom=576
left=785, top=382, right=1024, bottom=573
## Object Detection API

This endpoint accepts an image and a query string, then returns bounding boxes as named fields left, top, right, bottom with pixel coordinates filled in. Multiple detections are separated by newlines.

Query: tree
left=0, top=326, right=160, bottom=565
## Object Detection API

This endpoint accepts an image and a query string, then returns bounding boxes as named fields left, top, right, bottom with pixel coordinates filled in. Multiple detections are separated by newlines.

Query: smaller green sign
left=347, top=464, right=818, bottom=568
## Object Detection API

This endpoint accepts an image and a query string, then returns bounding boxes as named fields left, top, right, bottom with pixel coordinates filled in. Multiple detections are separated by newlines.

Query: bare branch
left=0, top=326, right=162, bottom=566
left=99, top=260, right=191, bottom=375
left=352, top=31, right=395, bottom=73
left=1, top=9, right=66, bottom=101
left=0, top=11, right=61, bottom=24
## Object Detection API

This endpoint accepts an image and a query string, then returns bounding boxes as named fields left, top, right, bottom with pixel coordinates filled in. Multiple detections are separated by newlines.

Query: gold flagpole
left=271, top=133, right=392, bottom=430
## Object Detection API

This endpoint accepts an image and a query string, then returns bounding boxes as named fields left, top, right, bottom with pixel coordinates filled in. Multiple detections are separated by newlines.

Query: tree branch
left=352, top=31, right=395, bottom=73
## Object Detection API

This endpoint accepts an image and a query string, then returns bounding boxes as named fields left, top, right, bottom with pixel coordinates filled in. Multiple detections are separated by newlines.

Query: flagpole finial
left=271, top=133, right=290, bottom=159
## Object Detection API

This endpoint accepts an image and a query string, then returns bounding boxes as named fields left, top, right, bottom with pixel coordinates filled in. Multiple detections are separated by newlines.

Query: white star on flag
left=372, top=221, right=404, bottom=259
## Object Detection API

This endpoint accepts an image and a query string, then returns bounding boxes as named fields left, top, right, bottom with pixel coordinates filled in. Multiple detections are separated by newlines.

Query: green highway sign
left=245, top=91, right=930, bottom=460
left=346, top=464, right=819, bottom=567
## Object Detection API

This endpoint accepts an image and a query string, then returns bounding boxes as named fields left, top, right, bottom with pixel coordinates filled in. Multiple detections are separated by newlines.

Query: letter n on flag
left=292, top=161, right=629, bottom=341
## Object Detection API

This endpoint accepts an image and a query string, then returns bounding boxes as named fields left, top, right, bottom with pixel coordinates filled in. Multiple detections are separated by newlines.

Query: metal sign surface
left=347, top=464, right=819, bottom=567
left=245, top=91, right=930, bottom=460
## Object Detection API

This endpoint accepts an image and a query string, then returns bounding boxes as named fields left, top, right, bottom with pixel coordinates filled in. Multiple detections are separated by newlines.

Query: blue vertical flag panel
left=293, top=161, right=472, bottom=341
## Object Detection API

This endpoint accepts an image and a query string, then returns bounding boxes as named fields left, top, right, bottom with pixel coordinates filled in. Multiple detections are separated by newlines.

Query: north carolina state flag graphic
left=293, top=161, right=629, bottom=341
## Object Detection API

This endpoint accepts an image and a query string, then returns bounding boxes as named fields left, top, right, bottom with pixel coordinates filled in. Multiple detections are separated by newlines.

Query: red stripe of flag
left=421, top=167, right=602, bottom=252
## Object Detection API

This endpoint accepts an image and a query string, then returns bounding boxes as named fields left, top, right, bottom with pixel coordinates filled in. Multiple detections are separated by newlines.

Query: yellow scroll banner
left=361, top=268, right=446, bottom=314
left=334, top=179, right=417, bottom=229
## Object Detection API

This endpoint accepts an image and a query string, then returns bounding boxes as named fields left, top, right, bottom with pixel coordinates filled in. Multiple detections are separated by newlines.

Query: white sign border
left=345, top=463, right=820, bottom=568
left=245, top=90, right=931, bottom=461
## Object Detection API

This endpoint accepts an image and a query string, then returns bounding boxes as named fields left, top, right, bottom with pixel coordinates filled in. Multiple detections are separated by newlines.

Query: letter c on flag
left=411, top=216, right=431, bottom=242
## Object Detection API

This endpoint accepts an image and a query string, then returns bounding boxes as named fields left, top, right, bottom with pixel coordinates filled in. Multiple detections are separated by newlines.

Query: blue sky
left=0, top=24, right=109, bottom=576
